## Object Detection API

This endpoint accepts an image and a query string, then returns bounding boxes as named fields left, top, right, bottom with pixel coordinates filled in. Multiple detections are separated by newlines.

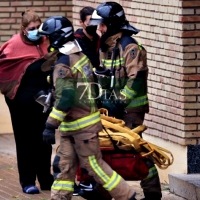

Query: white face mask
left=27, top=30, right=41, bottom=41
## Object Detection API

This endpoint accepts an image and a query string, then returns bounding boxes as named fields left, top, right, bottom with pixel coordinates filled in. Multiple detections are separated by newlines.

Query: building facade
left=0, top=0, right=200, bottom=183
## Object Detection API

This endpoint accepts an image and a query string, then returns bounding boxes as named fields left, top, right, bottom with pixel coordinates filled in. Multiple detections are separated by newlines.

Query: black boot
left=79, top=182, right=113, bottom=200
left=141, top=192, right=162, bottom=200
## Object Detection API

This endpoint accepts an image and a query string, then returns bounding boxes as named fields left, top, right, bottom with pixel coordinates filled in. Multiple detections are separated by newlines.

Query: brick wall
left=74, top=0, right=200, bottom=146
left=130, top=0, right=200, bottom=146
left=0, top=0, right=73, bottom=45
left=0, top=0, right=200, bottom=146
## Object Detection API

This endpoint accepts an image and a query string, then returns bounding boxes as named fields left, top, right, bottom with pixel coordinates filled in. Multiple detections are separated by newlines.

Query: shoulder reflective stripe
left=51, top=180, right=74, bottom=191
left=80, top=63, right=96, bottom=114
left=71, top=55, right=96, bottom=113
left=127, top=95, right=148, bottom=108
left=121, top=85, right=137, bottom=99
left=88, top=155, right=110, bottom=183
left=72, top=55, right=88, bottom=74
left=143, top=166, right=158, bottom=180
left=138, top=42, right=143, bottom=50
left=103, top=171, right=121, bottom=191
left=50, top=107, right=67, bottom=122
left=60, top=111, right=100, bottom=131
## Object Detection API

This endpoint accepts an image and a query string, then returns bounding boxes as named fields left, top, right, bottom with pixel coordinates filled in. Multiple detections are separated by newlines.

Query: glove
left=100, top=93, right=124, bottom=118
left=43, top=123, right=57, bottom=145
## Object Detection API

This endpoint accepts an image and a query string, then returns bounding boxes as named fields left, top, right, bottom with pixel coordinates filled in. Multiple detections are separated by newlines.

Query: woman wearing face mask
left=0, top=9, right=54, bottom=194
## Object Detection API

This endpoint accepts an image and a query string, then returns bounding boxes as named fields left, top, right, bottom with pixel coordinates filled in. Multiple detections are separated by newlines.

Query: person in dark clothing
left=74, top=6, right=100, bottom=69
left=0, top=9, right=54, bottom=194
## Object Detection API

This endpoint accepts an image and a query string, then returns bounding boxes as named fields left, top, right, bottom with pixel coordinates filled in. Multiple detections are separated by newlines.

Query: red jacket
left=0, top=33, right=48, bottom=99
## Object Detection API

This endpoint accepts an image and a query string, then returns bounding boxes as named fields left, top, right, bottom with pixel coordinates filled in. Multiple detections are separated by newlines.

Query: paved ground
left=0, top=94, right=13, bottom=134
left=0, top=133, right=186, bottom=200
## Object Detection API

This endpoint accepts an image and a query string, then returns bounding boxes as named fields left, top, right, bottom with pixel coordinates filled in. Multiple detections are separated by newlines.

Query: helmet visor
left=38, top=23, right=49, bottom=35
left=88, top=10, right=103, bottom=26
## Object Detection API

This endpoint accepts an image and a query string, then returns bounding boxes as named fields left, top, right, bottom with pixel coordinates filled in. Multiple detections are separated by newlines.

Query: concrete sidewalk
left=0, top=133, right=186, bottom=200
left=0, top=94, right=13, bottom=134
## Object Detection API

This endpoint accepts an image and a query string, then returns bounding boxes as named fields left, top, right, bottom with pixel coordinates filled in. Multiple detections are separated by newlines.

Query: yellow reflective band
left=60, top=111, right=100, bottom=131
left=50, top=47, right=55, bottom=52
left=72, top=55, right=89, bottom=74
left=50, top=107, right=67, bottom=122
left=88, top=155, right=110, bottom=183
left=80, top=65, right=96, bottom=114
left=121, top=85, right=137, bottom=99
left=51, top=180, right=74, bottom=191
left=71, top=55, right=96, bottom=113
left=103, top=171, right=121, bottom=191
left=138, top=42, right=143, bottom=50
left=127, top=95, right=148, bottom=108
left=101, top=58, right=124, bottom=68
left=144, top=166, right=158, bottom=180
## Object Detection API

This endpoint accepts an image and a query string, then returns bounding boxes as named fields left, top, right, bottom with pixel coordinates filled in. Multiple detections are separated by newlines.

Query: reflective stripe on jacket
left=46, top=45, right=102, bottom=135
left=99, top=32, right=149, bottom=113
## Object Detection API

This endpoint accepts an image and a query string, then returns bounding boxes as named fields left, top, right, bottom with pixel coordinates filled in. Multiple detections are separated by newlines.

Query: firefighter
left=38, top=16, right=137, bottom=200
left=88, top=2, right=162, bottom=200
left=73, top=6, right=103, bottom=198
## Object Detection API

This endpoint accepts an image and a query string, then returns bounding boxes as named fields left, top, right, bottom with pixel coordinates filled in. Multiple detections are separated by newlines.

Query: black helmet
left=38, top=16, right=74, bottom=48
left=89, top=2, right=139, bottom=36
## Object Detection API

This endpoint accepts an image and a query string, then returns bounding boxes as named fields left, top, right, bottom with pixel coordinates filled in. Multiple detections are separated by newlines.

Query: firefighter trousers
left=51, top=133, right=136, bottom=200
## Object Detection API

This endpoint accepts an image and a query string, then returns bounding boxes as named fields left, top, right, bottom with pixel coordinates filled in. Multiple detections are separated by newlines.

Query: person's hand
left=43, top=123, right=57, bottom=145
left=100, top=93, right=124, bottom=118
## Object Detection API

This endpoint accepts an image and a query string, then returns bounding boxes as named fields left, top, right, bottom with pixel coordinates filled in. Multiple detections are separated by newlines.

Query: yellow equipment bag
left=99, top=108, right=174, bottom=169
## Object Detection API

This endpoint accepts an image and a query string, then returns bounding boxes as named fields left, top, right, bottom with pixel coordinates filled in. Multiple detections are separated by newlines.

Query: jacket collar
left=59, top=40, right=82, bottom=55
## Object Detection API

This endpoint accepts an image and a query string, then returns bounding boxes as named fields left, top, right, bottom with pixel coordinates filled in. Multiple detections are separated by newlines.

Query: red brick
left=11, top=1, right=33, bottom=6
left=182, top=30, right=200, bottom=37
left=183, top=46, right=200, bottom=52
left=61, top=6, right=73, bottom=11
left=182, top=1, right=200, bottom=7
left=33, top=6, right=49, bottom=12
left=180, top=16, right=200, bottom=22
left=183, top=75, right=200, bottom=81
left=179, top=95, right=196, bottom=103
left=183, top=60, right=200, bottom=66
left=183, top=117, right=200, bottom=123
left=0, top=18, right=16, bottom=24
left=44, top=1, right=66, bottom=5
left=0, top=7, right=15, bottom=12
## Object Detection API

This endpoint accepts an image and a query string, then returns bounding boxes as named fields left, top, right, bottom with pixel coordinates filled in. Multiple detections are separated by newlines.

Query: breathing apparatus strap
left=109, top=39, right=120, bottom=89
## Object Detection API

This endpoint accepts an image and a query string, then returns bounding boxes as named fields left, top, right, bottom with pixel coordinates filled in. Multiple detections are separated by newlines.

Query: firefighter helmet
left=38, top=16, right=74, bottom=48
left=89, top=2, right=139, bottom=36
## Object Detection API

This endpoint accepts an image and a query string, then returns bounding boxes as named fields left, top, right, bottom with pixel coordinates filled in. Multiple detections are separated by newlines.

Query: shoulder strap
left=110, top=39, right=120, bottom=88
left=102, top=126, right=121, bottom=151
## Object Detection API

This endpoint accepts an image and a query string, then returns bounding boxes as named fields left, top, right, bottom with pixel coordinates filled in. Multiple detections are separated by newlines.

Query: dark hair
left=79, top=6, right=94, bottom=22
